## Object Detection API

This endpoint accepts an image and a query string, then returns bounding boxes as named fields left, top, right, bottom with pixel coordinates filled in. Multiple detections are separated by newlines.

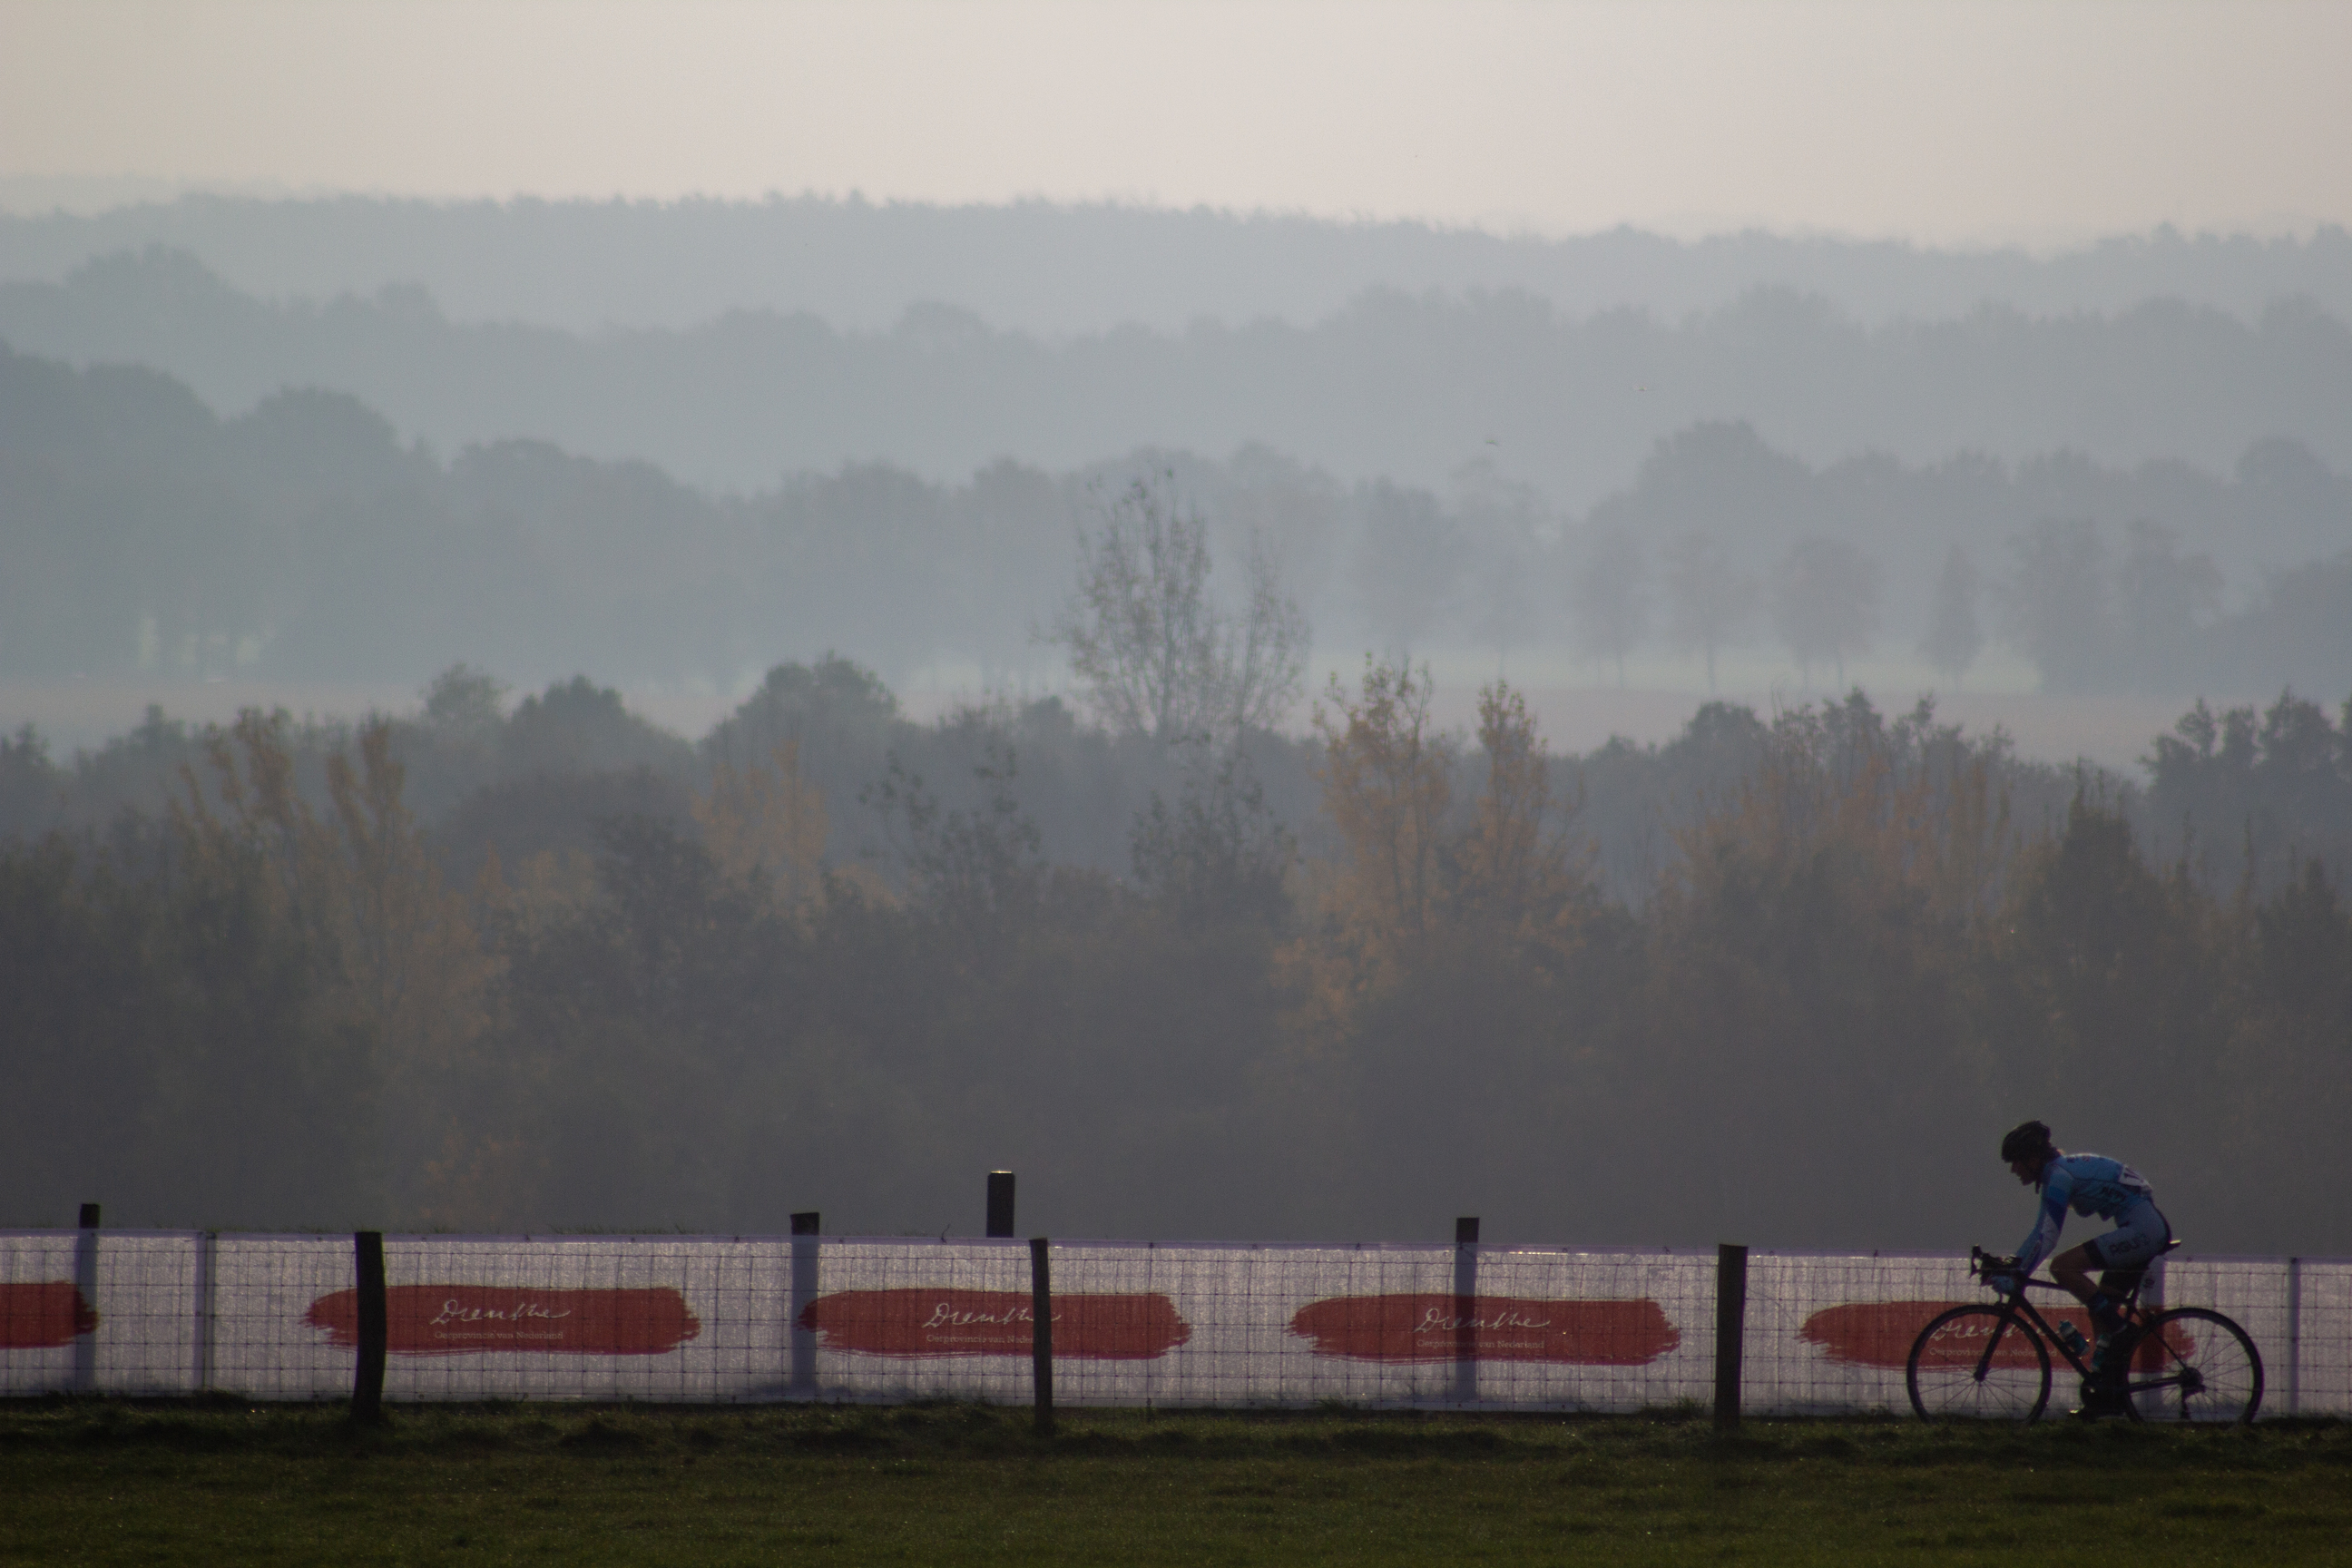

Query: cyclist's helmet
left=2000, top=1120, right=2053, bottom=1165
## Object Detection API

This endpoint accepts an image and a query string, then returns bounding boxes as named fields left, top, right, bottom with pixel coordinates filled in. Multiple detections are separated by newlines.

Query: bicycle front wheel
left=1907, top=1305, right=2051, bottom=1423
left=2126, top=1308, right=2262, bottom=1424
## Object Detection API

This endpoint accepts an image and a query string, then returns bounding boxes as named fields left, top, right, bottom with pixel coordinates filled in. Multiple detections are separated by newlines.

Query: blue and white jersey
left=2015, top=1153, right=2155, bottom=1275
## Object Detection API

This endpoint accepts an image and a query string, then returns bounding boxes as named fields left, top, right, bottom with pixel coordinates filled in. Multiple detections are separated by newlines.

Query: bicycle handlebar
left=1967, top=1245, right=2066, bottom=1292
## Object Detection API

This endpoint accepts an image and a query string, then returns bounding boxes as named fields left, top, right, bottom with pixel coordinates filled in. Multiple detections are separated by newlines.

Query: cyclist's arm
left=2014, top=1181, right=2069, bottom=1277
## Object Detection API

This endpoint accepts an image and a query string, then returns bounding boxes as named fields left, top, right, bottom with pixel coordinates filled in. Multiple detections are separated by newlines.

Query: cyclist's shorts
left=2083, top=1202, right=2171, bottom=1271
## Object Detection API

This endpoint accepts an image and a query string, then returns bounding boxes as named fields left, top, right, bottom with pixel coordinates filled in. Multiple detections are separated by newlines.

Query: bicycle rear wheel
left=2125, top=1308, right=2262, bottom=1424
left=1907, top=1305, right=2051, bottom=1423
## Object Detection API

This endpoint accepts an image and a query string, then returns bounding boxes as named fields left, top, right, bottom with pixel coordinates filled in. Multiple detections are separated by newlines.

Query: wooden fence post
left=195, top=1230, right=218, bottom=1396
left=1452, top=1217, right=1479, bottom=1406
left=789, top=1212, right=820, bottom=1396
left=2285, top=1257, right=2302, bottom=1416
left=352, top=1231, right=387, bottom=1423
left=1029, top=1236, right=1054, bottom=1435
left=1714, top=1243, right=1748, bottom=1432
left=73, top=1204, right=100, bottom=1393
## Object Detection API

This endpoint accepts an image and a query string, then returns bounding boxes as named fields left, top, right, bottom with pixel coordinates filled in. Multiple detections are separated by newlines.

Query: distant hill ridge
left=4, top=194, right=2349, bottom=334
left=2, top=245, right=2347, bottom=505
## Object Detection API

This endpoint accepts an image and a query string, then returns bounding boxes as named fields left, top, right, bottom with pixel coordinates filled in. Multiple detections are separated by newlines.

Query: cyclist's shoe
left=2071, top=1367, right=2133, bottom=1418
left=2070, top=1388, right=2131, bottom=1420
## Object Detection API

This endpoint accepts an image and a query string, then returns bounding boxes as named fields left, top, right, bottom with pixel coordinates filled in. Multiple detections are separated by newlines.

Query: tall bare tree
left=1313, top=655, right=1454, bottom=955
left=1449, top=680, right=1590, bottom=942
left=1049, top=472, right=1308, bottom=746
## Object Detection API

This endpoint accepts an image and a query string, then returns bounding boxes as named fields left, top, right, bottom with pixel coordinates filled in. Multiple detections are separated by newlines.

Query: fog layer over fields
left=3, top=199, right=2348, bottom=1250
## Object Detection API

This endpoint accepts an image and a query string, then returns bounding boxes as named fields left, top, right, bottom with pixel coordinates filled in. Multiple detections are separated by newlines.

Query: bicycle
left=1906, top=1243, right=2261, bottom=1424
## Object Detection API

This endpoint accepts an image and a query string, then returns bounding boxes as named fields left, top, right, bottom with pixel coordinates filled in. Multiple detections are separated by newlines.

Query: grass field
left=2, top=1398, right=2346, bottom=1566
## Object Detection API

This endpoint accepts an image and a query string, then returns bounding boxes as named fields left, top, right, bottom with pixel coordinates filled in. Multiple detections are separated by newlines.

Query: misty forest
left=4, top=200, right=2350, bottom=1254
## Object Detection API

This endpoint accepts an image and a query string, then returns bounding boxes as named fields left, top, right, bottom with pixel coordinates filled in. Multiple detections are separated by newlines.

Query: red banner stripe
left=306, top=1286, right=701, bottom=1357
left=797, top=1289, right=1191, bottom=1359
left=1287, top=1294, right=1680, bottom=1365
left=1798, top=1300, right=2190, bottom=1370
left=0, top=1281, right=98, bottom=1348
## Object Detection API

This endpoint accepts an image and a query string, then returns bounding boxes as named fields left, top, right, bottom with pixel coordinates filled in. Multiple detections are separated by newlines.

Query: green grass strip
left=3, top=1399, right=2346, bottom=1565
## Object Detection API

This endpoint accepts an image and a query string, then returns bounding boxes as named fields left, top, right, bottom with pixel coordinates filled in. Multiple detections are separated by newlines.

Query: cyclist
left=1986, top=1120, right=2173, bottom=1411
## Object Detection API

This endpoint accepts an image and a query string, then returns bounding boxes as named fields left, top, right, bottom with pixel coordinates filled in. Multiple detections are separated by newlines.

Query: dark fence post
left=1714, top=1243, right=1748, bottom=1432
left=789, top=1212, right=820, bottom=1397
left=2285, top=1257, right=2302, bottom=1416
left=73, top=1204, right=100, bottom=1393
left=352, top=1231, right=387, bottom=1424
left=1452, top=1218, right=1479, bottom=1405
left=1029, top=1236, right=1054, bottom=1435
left=195, top=1230, right=218, bottom=1395
left=986, top=1171, right=1016, bottom=1239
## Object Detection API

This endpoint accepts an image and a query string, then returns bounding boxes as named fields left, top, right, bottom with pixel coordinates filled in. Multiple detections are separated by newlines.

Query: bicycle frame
left=1965, top=1245, right=2167, bottom=1396
left=1972, top=1279, right=2100, bottom=1383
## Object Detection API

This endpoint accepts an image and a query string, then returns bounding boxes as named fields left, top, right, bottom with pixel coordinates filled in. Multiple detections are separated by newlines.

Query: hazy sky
left=4, top=0, right=2348, bottom=245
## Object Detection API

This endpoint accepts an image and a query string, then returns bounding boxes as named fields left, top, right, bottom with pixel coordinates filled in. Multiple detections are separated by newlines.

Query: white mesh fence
left=0, top=1230, right=203, bottom=1396
left=3, top=1232, right=2344, bottom=1416
left=1742, top=1250, right=1978, bottom=1416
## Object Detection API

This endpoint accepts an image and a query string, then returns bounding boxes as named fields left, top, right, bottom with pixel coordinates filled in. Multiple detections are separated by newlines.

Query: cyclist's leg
left=2051, top=1244, right=2100, bottom=1305
left=2079, top=1206, right=2169, bottom=1375
left=2081, top=1206, right=2167, bottom=1298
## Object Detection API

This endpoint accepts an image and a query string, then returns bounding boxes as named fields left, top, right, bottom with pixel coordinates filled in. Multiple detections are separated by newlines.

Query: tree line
left=5, top=659, right=2347, bottom=1252
left=5, top=340, right=2348, bottom=700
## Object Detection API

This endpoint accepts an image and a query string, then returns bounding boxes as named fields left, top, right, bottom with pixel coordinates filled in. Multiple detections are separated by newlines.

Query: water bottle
left=2055, top=1321, right=2089, bottom=1359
